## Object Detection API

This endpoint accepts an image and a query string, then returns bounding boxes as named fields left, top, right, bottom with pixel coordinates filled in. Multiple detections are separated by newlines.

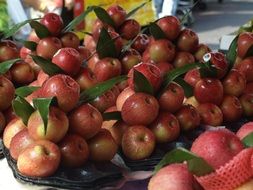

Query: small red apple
left=243, top=82, right=253, bottom=94
left=156, top=62, right=174, bottom=77
left=120, top=49, right=142, bottom=74
left=0, top=111, right=6, bottom=134
left=40, top=13, right=63, bottom=36
left=194, top=43, right=211, bottom=62
left=237, top=32, right=253, bottom=58
left=0, top=76, right=15, bottom=111
left=106, top=5, right=127, bottom=28
left=119, top=19, right=141, bottom=40
left=131, top=34, right=150, bottom=53
left=116, top=87, right=135, bottom=111
left=173, top=51, right=195, bottom=68
left=60, top=32, right=80, bottom=49
left=36, top=37, right=62, bottom=59
left=236, top=56, right=253, bottom=82
left=209, top=52, right=228, bottom=79
left=75, top=67, right=98, bottom=91
left=0, top=40, right=19, bottom=62
left=184, top=68, right=201, bottom=87
left=240, top=93, right=253, bottom=117
left=176, top=29, right=199, bottom=53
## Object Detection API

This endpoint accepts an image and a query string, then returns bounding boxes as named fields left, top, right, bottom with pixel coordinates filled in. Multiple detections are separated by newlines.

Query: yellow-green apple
left=116, top=87, right=135, bottom=111
left=173, top=51, right=195, bottom=68
left=60, top=32, right=80, bottom=49
left=27, top=106, right=69, bottom=143
left=176, top=104, right=200, bottom=131
left=149, top=112, right=180, bottom=143
left=40, top=13, right=63, bottom=36
left=3, top=118, right=26, bottom=149
left=0, top=76, right=15, bottom=111
left=88, top=129, right=118, bottom=162
left=121, top=93, right=159, bottom=125
left=158, top=82, right=185, bottom=113
left=17, top=140, right=61, bottom=177
left=240, top=93, right=253, bottom=117
left=121, top=125, right=155, bottom=160
left=36, top=37, right=62, bottom=59
left=69, top=103, right=103, bottom=140
left=58, top=134, right=89, bottom=168
left=41, top=74, right=80, bottom=112
left=191, top=128, right=244, bottom=169
left=176, top=29, right=199, bottom=53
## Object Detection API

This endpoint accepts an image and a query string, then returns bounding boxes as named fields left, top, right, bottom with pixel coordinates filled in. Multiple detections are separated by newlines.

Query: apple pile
left=0, top=2, right=253, bottom=183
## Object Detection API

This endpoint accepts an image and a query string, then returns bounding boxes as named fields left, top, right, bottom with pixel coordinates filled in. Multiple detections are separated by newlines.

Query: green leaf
left=32, top=98, right=55, bottom=135
left=154, top=147, right=214, bottom=176
left=174, top=78, right=193, bottom=98
left=244, top=45, right=253, bottom=58
left=102, top=111, right=122, bottom=121
left=0, top=58, right=21, bottom=74
left=126, top=0, right=151, bottom=18
left=63, top=6, right=95, bottom=32
left=199, top=61, right=218, bottom=78
left=30, top=21, right=51, bottom=39
left=96, top=28, right=117, bottom=58
left=30, top=55, right=64, bottom=76
left=149, top=22, right=167, bottom=40
left=80, top=75, right=127, bottom=103
left=15, top=86, right=39, bottom=98
left=23, top=41, right=37, bottom=51
left=134, top=69, right=154, bottom=95
left=242, top=132, right=253, bottom=147
left=12, top=96, right=35, bottom=125
left=3, top=18, right=39, bottom=39
left=94, top=6, right=115, bottom=28
left=226, top=35, right=239, bottom=71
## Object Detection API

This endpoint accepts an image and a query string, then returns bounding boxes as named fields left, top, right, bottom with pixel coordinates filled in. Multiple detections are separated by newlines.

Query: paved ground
left=191, top=0, right=253, bottom=50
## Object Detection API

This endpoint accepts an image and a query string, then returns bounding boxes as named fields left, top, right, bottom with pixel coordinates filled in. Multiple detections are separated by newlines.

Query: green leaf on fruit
left=94, top=6, right=115, bottom=28
left=23, top=41, right=37, bottom=51
left=149, top=22, right=167, bottom=40
left=226, top=35, right=239, bottom=70
left=0, top=58, right=21, bottom=74
left=102, top=111, right=122, bottom=121
left=80, top=75, right=127, bottom=103
left=244, top=44, right=253, bottom=58
left=3, top=18, right=39, bottom=39
left=96, top=28, right=118, bottom=58
left=134, top=69, right=154, bottom=95
left=174, top=78, right=193, bottom=98
left=126, top=0, right=151, bottom=18
left=12, top=96, right=35, bottom=125
left=30, top=21, right=51, bottom=39
left=63, top=6, right=94, bottom=32
left=15, top=86, right=39, bottom=98
left=199, top=61, right=218, bottom=78
left=242, top=132, right=253, bottom=147
left=154, top=147, right=214, bottom=176
left=30, top=55, right=64, bottom=76
left=32, top=97, right=56, bottom=135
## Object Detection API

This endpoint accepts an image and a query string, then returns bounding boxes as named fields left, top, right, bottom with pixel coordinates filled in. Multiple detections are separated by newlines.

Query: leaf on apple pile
left=94, top=6, right=115, bottom=28
left=63, top=6, right=95, bottom=32
left=23, top=41, right=37, bottom=51
left=226, top=35, right=239, bottom=71
left=30, top=55, right=64, bottom=76
left=79, top=75, right=127, bottom=103
left=126, top=0, right=151, bottom=18
left=242, top=132, right=253, bottom=147
left=149, top=22, right=167, bottom=40
left=199, top=61, right=218, bottom=78
left=96, top=28, right=118, bottom=58
left=32, top=97, right=57, bottom=135
left=134, top=69, right=154, bottom=95
left=244, top=45, right=253, bottom=58
left=12, top=96, right=35, bottom=125
left=174, top=78, right=193, bottom=98
left=3, top=18, right=39, bottom=39
left=0, top=58, right=21, bottom=74
left=102, top=111, right=122, bottom=121
left=15, top=86, right=39, bottom=98
left=154, top=147, right=214, bottom=177
left=30, top=21, right=51, bottom=39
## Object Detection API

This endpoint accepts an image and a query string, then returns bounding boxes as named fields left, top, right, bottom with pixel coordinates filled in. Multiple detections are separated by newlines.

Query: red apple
left=121, top=93, right=159, bottom=126
left=122, top=125, right=155, bottom=160
left=173, top=51, right=195, bottom=68
left=106, top=5, right=127, bottom=28
left=88, top=129, right=118, bottom=162
left=220, top=95, right=243, bottom=122
left=119, top=19, right=141, bottom=40
left=236, top=122, right=253, bottom=140
left=222, top=69, right=246, bottom=97
left=194, top=43, right=211, bottom=62
left=36, top=37, right=62, bottom=59
left=17, top=140, right=61, bottom=177
left=237, top=32, right=253, bottom=58
left=52, top=47, right=82, bottom=76
left=236, top=56, right=253, bottom=82
left=83, top=35, right=96, bottom=52
left=101, top=106, right=118, bottom=130
left=60, top=32, right=80, bottom=49
left=77, top=46, right=91, bottom=62
left=157, top=16, right=181, bottom=41
left=149, top=112, right=180, bottom=143
left=132, top=34, right=150, bottom=53
left=156, top=62, right=174, bottom=77
left=27, top=106, right=69, bottom=143
left=194, top=78, right=224, bottom=105
left=191, top=128, right=244, bottom=169
left=0, top=76, right=15, bottom=111
left=69, top=103, right=103, bottom=140
left=37, top=70, right=49, bottom=86
left=240, top=93, right=253, bottom=117
left=25, top=88, right=42, bottom=105
left=0, top=40, right=19, bottom=62
left=184, top=96, right=200, bottom=108
left=116, top=87, right=135, bottom=111
left=19, top=46, right=32, bottom=59
left=120, top=49, right=142, bottom=74
left=87, top=53, right=100, bottom=73
left=75, top=67, right=98, bottom=91
left=3, top=118, right=26, bottom=149
left=40, top=13, right=63, bottom=36
left=197, top=103, right=223, bottom=126
left=41, top=74, right=80, bottom=112
left=158, top=82, right=185, bottom=113
left=3, top=106, right=17, bottom=123
left=177, top=29, right=199, bottom=53
left=27, top=30, right=40, bottom=43
left=176, top=104, right=200, bottom=131
left=243, top=82, right=253, bottom=94
left=0, top=111, right=6, bottom=134
left=9, top=128, right=35, bottom=160
left=59, top=134, right=89, bottom=168
left=209, top=52, right=228, bottom=79
left=184, top=68, right=201, bottom=87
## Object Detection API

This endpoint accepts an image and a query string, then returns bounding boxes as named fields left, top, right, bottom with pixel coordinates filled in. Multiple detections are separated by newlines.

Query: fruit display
left=1, top=1, right=253, bottom=190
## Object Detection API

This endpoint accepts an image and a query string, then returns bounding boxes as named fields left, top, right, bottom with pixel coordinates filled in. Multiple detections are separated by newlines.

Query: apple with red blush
left=40, top=12, right=63, bottom=36
left=237, top=32, right=253, bottom=58
left=236, top=56, right=253, bottom=82
left=184, top=68, right=201, bottom=87
left=243, top=82, right=253, bottom=94
left=132, top=33, right=150, bottom=53
left=173, top=51, right=195, bottom=68
left=37, top=70, right=49, bottom=86
left=120, top=49, right=142, bottom=74
left=240, top=93, right=253, bottom=117
left=209, top=52, right=228, bottom=79
left=106, top=5, right=127, bottom=28
left=60, top=32, right=80, bottom=49
left=0, top=75, right=15, bottom=111
left=119, top=19, right=141, bottom=40
left=27, top=30, right=40, bottom=43
left=116, top=87, right=135, bottom=111
left=184, top=96, right=200, bottom=108
left=0, top=111, right=6, bottom=134
left=77, top=46, right=91, bottom=62
left=36, top=37, right=62, bottom=59
left=3, top=106, right=17, bottom=123
left=83, top=35, right=96, bottom=52
left=194, top=43, right=211, bottom=62
left=0, top=40, right=19, bottom=62
left=75, top=67, right=98, bottom=91
left=156, top=62, right=174, bottom=77
left=177, top=29, right=199, bottom=53
left=101, top=106, right=118, bottom=130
